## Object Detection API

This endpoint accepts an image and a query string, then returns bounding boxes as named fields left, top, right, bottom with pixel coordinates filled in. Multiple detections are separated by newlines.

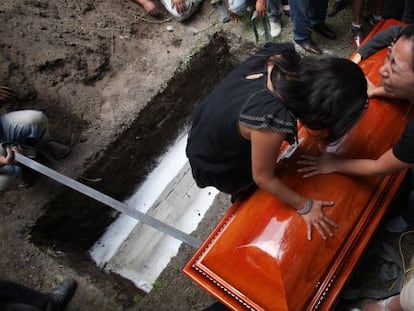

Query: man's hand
left=255, top=0, right=265, bottom=17
left=297, top=151, right=338, bottom=178
left=229, top=9, right=240, bottom=21
left=0, top=147, right=16, bottom=166
left=172, top=0, right=187, bottom=14
left=0, top=85, right=16, bottom=104
left=302, top=200, right=337, bottom=240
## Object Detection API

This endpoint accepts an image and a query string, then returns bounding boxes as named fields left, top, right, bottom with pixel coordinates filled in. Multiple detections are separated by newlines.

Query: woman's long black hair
left=271, top=53, right=368, bottom=143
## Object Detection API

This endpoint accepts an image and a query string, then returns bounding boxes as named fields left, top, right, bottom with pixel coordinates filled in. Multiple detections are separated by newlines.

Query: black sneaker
left=49, top=278, right=77, bottom=310
left=350, top=25, right=364, bottom=48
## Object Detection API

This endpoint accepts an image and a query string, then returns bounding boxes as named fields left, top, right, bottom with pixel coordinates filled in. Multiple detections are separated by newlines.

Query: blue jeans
left=289, top=0, right=329, bottom=42
left=229, top=0, right=281, bottom=22
left=0, top=110, right=49, bottom=191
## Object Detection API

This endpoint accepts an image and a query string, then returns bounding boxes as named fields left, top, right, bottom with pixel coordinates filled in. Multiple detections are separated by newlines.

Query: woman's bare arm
left=248, top=127, right=337, bottom=241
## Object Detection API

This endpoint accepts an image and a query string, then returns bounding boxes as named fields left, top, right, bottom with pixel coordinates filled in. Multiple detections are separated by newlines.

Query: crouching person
left=0, top=87, right=70, bottom=191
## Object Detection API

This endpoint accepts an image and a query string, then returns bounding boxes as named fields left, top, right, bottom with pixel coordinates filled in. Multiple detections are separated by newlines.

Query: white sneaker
left=269, top=21, right=281, bottom=37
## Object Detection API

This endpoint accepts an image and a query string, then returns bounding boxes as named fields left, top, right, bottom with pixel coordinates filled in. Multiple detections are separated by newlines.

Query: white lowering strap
left=15, top=152, right=202, bottom=248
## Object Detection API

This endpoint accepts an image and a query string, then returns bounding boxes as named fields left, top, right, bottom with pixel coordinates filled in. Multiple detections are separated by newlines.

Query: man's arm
left=357, top=25, right=405, bottom=61
left=298, top=148, right=412, bottom=177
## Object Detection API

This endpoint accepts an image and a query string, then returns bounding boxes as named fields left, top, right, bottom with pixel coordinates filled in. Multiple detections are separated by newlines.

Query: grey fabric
left=341, top=241, right=404, bottom=301
left=0, top=110, right=49, bottom=191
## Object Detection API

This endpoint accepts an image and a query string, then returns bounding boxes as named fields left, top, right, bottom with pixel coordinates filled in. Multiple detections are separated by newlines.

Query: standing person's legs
left=290, top=0, right=323, bottom=54
left=350, top=0, right=364, bottom=48
left=402, top=0, right=414, bottom=24
left=308, top=0, right=329, bottom=26
left=370, top=0, right=383, bottom=25
left=267, top=0, right=282, bottom=37
left=289, top=0, right=311, bottom=42
left=308, top=0, right=337, bottom=40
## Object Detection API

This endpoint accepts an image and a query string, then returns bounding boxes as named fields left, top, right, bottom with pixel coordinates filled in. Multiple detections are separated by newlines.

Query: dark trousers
left=0, top=280, right=58, bottom=311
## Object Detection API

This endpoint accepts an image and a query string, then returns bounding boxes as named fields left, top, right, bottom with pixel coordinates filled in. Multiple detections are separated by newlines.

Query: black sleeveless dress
left=186, top=42, right=297, bottom=195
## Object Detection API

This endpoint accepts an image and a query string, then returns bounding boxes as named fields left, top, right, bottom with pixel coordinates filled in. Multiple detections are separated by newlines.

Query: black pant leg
left=0, top=280, right=58, bottom=311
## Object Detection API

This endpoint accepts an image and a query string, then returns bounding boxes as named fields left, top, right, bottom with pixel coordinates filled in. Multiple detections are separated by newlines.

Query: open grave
left=28, top=33, right=256, bottom=301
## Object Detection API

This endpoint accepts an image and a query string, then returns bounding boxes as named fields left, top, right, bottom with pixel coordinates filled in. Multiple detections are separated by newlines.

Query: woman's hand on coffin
left=302, top=200, right=336, bottom=241
left=297, top=151, right=338, bottom=177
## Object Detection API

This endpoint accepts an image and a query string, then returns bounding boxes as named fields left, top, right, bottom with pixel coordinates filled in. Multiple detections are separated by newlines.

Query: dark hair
left=398, top=24, right=414, bottom=72
left=271, top=56, right=367, bottom=143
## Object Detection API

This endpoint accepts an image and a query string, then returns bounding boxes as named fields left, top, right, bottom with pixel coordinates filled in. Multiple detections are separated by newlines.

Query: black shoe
left=43, top=141, right=71, bottom=160
left=295, top=39, right=322, bottom=55
left=49, top=278, right=77, bottom=310
left=350, top=25, right=364, bottom=48
left=327, top=1, right=345, bottom=17
left=18, top=167, right=37, bottom=188
left=310, top=24, right=337, bottom=40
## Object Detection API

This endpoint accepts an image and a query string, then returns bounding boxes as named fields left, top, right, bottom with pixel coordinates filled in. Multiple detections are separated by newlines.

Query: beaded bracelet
left=297, top=198, right=313, bottom=215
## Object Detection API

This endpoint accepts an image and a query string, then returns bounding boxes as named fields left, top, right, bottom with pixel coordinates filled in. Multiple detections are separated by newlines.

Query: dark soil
left=0, top=0, right=409, bottom=310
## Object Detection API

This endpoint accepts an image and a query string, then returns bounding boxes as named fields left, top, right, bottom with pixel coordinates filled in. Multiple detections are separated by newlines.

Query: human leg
left=0, top=110, right=49, bottom=148
left=0, top=163, right=25, bottom=192
left=0, top=109, right=69, bottom=159
left=267, top=0, right=282, bottom=37
left=308, top=0, right=337, bottom=40
left=402, top=0, right=414, bottom=24
left=0, top=110, right=49, bottom=191
left=290, top=0, right=322, bottom=54
left=0, top=280, right=58, bottom=311
left=369, top=0, right=383, bottom=25
left=227, top=0, right=249, bottom=16
left=350, top=0, right=364, bottom=48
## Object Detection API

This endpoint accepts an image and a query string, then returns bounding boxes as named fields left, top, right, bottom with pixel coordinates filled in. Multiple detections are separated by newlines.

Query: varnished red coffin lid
left=184, top=19, right=410, bottom=311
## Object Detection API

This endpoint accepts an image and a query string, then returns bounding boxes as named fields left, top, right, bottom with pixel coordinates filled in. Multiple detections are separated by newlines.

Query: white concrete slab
left=89, top=132, right=218, bottom=292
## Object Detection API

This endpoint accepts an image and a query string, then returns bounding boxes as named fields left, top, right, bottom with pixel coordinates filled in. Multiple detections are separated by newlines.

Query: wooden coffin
left=183, top=19, right=411, bottom=311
